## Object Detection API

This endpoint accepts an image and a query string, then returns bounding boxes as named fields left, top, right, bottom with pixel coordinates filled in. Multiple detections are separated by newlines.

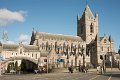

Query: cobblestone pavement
left=0, top=69, right=120, bottom=80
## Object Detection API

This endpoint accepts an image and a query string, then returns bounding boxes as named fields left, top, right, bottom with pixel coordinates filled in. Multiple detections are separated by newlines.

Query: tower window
left=108, top=47, right=109, bottom=52
left=104, top=39, right=107, bottom=43
left=90, top=23, right=94, bottom=33
left=101, top=46, right=103, bottom=51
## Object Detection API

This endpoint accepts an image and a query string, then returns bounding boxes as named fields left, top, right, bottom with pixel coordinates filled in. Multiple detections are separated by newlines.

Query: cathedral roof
left=23, top=45, right=39, bottom=52
left=3, top=44, right=18, bottom=50
left=84, top=5, right=94, bottom=19
left=2, top=43, right=39, bottom=52
left=35, top=32, right=83, bottom=42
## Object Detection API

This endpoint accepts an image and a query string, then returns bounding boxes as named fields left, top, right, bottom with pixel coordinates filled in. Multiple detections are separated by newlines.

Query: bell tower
left=77, top=5, right=98, bottom=44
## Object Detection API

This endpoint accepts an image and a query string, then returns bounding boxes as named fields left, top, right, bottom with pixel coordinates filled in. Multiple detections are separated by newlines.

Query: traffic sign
left=110, top=56, right=112, bottom=62
left=57, top=59, right=64, bottom=62
left=0, top=54, right=4, bottom=61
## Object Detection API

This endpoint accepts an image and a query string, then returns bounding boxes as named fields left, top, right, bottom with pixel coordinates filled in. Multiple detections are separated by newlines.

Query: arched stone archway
left=1, top=57, right=39, bottom=73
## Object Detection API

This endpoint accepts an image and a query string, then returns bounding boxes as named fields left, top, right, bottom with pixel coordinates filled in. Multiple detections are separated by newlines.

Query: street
left=0, top=70, right=120, bottom=80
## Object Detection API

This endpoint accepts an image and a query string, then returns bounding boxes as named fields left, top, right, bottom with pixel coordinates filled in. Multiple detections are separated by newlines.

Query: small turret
left=95, top=34, right=98, bottom=41
left=109, top=35, right=113, bottom=42
left=95, top=13, right=98, bottom=18
left=77, top=15, right=80, bottom=21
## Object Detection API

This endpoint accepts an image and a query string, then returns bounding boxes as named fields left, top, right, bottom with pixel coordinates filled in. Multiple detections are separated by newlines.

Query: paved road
left=0, top=71, right=120, bottom=80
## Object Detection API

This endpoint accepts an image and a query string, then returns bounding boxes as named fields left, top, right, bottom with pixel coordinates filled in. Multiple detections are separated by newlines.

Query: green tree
left=21, top=59, right=26, bottom=71
left=15, top=61, right=18, bottom=71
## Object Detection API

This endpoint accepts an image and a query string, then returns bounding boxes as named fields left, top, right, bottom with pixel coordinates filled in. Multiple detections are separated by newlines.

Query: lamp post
left=0, top=61, right=1, bottom=76
left=110, top=53, right=112, bottom=74
left=81, top=45, right=85, bottom=67
left=0, top=54, right=3, bottom=76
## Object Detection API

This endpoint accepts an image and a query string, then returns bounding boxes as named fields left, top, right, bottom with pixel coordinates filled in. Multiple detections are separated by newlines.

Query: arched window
left=42, top=43, right=44, bottom=49
left=20, top=49, right=22, bottom=54
left=108, top=47, right=109, bottom=52
left=32, top=54, right=33, bottom=57
left=55, top=42, right=57, bottom=51
left=36, top=54, right=37, bottom=59
left=46, top=41, right=49, bottom=50
left=101, top=46, right=104, bottom=51
left=63, top=42, right=66, bottom=52
left=90, top=23, right=94, bottom=33
left=104, top=39, right=107, bottom=43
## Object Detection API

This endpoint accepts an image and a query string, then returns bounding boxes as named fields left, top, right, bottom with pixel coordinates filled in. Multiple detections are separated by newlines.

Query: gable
left=100, top=36, right=110, bottom=44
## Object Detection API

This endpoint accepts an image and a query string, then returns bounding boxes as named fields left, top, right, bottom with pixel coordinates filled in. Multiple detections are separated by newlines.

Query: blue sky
left=0, top=0, right=120, bottom=52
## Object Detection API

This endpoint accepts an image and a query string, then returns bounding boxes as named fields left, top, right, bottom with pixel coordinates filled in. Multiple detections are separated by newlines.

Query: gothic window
left=104, top=39, right=107, bottom=43
left=100, top=55, right=103, bottom=60
left=90, top=23, right=94, bottom=33
left=71, top=43, right=73, bottom=53
left=101, top=46, right=103, bottom=51
left=32, top=54, right=33, bottom=57
left=63, top=42, right=66, bottom=52
left=55, top=42, right=57, bottom=51
left=20, top=49, right=22, bottom=54
left=46, top=41, right=49, bottom=50
left=36, top=54, right=37, bottom=59
left=42, top=43, right=44, bottom=49
left=108, top=47, right=109, bottom=52
left=51, top=43, right=52, bottom=49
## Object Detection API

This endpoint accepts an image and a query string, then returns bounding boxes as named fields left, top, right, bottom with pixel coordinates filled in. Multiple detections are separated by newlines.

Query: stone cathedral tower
left=77, top=5, right=98, bottom=44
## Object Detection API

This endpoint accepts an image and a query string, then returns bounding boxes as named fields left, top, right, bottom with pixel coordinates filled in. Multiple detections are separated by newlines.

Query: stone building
left=30, top=5, right=115, bottom=68
left=0, top=5, right=115, bottom=70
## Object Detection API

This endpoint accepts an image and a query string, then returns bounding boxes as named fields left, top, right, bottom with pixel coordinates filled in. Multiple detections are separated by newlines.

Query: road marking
left=108, top=75, right=112, bottom=80
left=73, top=74, right=91, bottom=80
left=89, top=75, right=100, bottom=80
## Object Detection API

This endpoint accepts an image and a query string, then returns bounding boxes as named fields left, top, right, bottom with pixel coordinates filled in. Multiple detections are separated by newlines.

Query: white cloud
left=1, top=40, right=15, bottom=44
left=6, top=41, right=15, bottom=44
left=0, top=8, right=26, bottom=26
left=18, top=34, right=30, bottom=44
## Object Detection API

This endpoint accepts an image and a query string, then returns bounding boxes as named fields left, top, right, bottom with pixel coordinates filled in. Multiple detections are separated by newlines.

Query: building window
left=55, top=42, right=57, bottom=51
left=108, top=47, right=109, bottom=52
left=100, top=55, right=103, bottom=60
left=32, top=54, right=33, bottom=57
left=36, top=54, right=37, bottom=59
left=90, top=23, right=94, bottom=33
left=44, top=59, right=47, bottom=62
left=42, top=43, right=44, bottom=49
left=20, top=49, right=22, bottom=54
left=104, top=39, right=107, bottom=43
left=101, top=46, right=103, bottom=51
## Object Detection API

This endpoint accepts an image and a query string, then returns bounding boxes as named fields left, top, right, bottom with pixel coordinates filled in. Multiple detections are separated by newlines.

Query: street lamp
left=0, top=54, right=4, bottom=76
left=109, top=53, right=112, bottom=74
left=81, top=45, right=85, bottom=67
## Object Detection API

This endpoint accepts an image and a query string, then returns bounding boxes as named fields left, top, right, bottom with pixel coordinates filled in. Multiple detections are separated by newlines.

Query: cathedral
left=30, top=5, right=115, bottom=68
left=0, top=5, right=115, bottom=71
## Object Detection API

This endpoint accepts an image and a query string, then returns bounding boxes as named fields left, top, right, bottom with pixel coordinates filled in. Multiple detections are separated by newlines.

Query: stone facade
left=0, top=5, right=115, bottom=69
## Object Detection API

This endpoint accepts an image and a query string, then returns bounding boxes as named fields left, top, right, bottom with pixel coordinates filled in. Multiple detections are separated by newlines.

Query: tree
left=21, top=59, right=26, bottom=71
left=7, top=63, right=11, bottom=73
left=15, top=61, right=18, bottom=71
